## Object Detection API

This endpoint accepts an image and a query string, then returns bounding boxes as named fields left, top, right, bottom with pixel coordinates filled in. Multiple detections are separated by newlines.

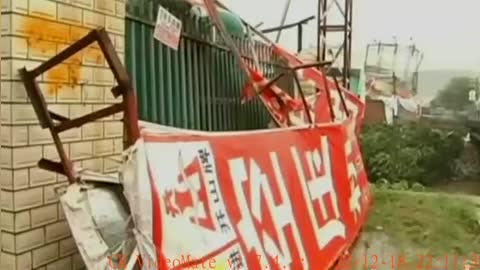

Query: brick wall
left=0, top=0, right=126, bottom=269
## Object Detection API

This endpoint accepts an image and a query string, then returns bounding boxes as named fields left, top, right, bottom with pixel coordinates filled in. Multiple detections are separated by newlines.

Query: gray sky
left=226, top=0, right=480, bottom=71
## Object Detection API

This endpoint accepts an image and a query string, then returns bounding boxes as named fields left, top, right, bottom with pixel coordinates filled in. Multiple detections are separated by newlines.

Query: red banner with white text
left=141, top=119, right=371, bottom=270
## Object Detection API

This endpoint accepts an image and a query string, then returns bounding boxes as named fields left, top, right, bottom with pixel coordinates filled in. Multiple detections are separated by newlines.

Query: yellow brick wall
left=0, top=0, right=126, bottom=269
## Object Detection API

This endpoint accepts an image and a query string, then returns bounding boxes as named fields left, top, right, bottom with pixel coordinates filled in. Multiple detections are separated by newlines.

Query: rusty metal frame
left=19, top=28, right=140, bottom=184
left=261, top=15, right=316, bottom=53
left=255, top=60, right=338, bottom=126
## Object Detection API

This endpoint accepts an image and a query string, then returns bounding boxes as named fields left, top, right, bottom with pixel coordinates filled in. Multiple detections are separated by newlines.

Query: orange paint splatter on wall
left=22, top=17, right=106, bottom=94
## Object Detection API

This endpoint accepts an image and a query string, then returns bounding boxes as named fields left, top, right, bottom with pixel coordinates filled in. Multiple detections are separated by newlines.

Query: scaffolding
left=364, top=40, right=424, bottom=95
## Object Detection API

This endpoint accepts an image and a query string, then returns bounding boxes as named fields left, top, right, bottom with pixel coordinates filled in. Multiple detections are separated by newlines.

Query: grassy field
left=361, top=187, right=480, bottom=268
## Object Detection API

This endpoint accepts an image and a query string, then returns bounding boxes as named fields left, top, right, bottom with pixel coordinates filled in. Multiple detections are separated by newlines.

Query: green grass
left=365, top=187, right=480, bottom=258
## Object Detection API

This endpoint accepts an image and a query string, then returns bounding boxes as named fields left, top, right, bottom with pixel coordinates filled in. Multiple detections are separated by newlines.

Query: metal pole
left=364, top=44, right=370, bottom=70
left=297, top=24, right=303, bottom=53
left=343, top=0, right=348, bottom=87
left=275, top=0, right=292, bottom=43
left=317, top=0, right=324, bottom=64
left=321, top=0, right=327, bottom=62
left=347, top=0, right=353, bottom=89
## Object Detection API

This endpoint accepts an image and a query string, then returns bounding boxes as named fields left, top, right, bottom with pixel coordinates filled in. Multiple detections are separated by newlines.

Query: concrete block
left=2, top=190, right=14, bottom=211
left=12, top=146, right=43, bottom=169
left=93, top=139, right=113, bottom=156
left=28, top=39, right=57, bottom=61
left=2, top=125, right=28, bottom=147
left=10, top=104, right=38, bottom=124
left=1, top=210, right=32, bottom=233
left=57, top=85, right=82, bottom=103
left=31, top=204, right=58, bottom=228
left=83, top=10, right=105, bottom=28
left=44, top=185, right=60, bottom=204
left=113, top=138, right=123, bottom=154
left=69, top=26, right=89, bottom=44
left=81, top=158, right=103, bottom=172
left=2, top=0, right=28, bottom=13
left=28, top=0, right=57, bottom=20
left=59, top=128, right=82, bottom=143
left=11, top=37, right=29, bottom=58
left=70, top=104, right=93, bottom=119
left=71, top=0, right=93, bottom=9
left=2, top=232, right=15, bottom=252
left=83, top=47, right=105, bottom=66
left=1, top=14, right=11, bottom=34
left=45, top=64, right=69, bottom=83
left=92, top=67, right=114, bottom=85
left=104, top=121, right=123, bottom=138
left=58, top=3, right=83, bottom=25
left=1, top=59, right=11, bottom=80
left=43, top=144, right=70, bottom=162
left=13, top=187, right=44, bottom=211
left=115, top=1, right=125, bottom=17
left=16, top=228, right=45, bottom=253
left=83, top=85, right=104, bottom=103
left=47, top=256, right=72, bottom=270
left=72, top=253, right=85, bottom=270
left=29, top=125, right=53, bottom=145
left=104, top=156, right=120, bottom=173
left=0, top=252, right=16, bottom=270
left=30, top=167, right=57, bottom=187
left=114, top=35, right=124, bottom=53
left=0, top=169, right=29, bottom=191
left=94, top=0, right=115, bottom=14
left=32, top=243, right=59, bottom=268
left=106, top=15, right=124, bottom=35
left=15, top=211, right=32, bottom=233
left=59, top=238, right=77, bottom=257
left=0, top=251, right=33, bottom=270
left=1, top=147, right=12, bottom=168
left=45, top=221, right=71, bottom=243
left=1, top=81, right=34, bottom=103
left=1, top=211, right=14, bottom=232
left=70, top=141, right=93, bottom=160
left=82, top=122, right=103, bottom=139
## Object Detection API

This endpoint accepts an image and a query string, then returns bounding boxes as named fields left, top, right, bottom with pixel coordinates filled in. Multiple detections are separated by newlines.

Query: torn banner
left=118, top=119, right=371, bottom=270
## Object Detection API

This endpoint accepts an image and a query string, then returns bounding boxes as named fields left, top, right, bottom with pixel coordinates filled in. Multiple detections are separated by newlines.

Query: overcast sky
left=225, top=0, right=480, bottom=71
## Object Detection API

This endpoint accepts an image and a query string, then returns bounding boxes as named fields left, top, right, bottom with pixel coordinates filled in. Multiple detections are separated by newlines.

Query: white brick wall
left=1, top=0, right=126, bottom=269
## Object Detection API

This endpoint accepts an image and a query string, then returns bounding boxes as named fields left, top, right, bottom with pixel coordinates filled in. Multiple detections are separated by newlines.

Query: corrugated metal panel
left=125, top=0, right=280, bottom=131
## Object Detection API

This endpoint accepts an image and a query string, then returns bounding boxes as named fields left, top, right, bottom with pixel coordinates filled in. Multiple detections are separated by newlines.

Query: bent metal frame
left=18, top=27, right=349, bottom=184
left=19, top=28, right=140, bottom=185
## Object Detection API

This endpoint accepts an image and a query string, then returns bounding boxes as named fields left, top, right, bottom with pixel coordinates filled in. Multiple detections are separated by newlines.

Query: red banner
left=141, top=120, right=371, bottom=270
left=273, top=46, right=366, bottom=134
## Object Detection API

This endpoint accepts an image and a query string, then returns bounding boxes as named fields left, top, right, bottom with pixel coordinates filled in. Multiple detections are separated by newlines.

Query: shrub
left=359, top=123, right=465, bottom=186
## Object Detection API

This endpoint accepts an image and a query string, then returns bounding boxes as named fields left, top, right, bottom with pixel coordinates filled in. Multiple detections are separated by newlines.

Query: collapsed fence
left=126, top=0, right=294, bottom=131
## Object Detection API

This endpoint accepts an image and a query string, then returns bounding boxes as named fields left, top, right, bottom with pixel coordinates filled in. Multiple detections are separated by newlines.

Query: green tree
left=431, top=77, right=473, bottom=110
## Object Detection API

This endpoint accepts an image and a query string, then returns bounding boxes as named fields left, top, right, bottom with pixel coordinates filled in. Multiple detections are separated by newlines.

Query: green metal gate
left=125, top=0, right=284, bottom=131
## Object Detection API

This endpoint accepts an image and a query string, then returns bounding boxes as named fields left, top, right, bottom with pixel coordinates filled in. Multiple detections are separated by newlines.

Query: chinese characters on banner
left=154, top=5, right=182, bottom=50
left=142, top=123, right=371, bottom=270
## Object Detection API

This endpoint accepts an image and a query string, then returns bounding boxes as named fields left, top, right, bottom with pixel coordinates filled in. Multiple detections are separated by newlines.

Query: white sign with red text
left=139, top=122, right=371, bottom=270
left=154, top=5, right=182, bottom=50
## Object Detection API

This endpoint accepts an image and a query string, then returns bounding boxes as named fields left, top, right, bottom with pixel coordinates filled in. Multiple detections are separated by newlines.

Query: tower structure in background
left=364, top=40, right=424, bottom=97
